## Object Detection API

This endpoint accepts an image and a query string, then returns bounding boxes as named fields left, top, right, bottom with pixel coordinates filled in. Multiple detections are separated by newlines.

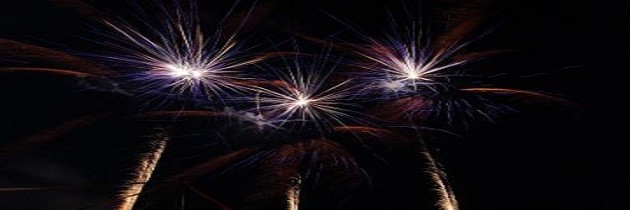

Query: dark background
left=0, top=0, right=627, bottom=209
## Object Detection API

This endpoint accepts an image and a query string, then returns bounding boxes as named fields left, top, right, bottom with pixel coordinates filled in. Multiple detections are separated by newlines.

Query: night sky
left=0, top=0, right=626, bottom=209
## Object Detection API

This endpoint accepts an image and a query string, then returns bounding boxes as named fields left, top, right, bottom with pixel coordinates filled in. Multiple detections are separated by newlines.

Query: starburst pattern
left=96, top=0, right=263, bottom=102
left=248, top=53, right=363, bottom=131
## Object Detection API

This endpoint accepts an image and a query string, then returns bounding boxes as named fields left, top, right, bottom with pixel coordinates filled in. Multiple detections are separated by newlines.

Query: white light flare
left=293, top=93, right=313, bottom=108
left=164, top=64, right=204, bottom=79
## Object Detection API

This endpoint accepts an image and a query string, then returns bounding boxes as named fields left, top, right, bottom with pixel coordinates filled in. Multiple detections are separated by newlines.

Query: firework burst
left=94, top=0, right=263, bottom=103
left=348, top=17, right=472, bottom=99
left=353, top=39, right=467, bottom=98
left=337, top=8, right=514, bottom=126
left=247, top=51, right=364, bottom=131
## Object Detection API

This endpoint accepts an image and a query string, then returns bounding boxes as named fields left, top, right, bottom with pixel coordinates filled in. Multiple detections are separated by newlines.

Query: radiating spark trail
left=0, top=38, right=114, bottom=76
left=461, top=87, right=583, bottom=114
left=461, top=88, right=572, bottom=104
left=98, top=0, right=263, bottom=101
left=249, top=54, right=362, bottom=130
left=348, top=25, right=510, bottom=125
left=0, top=67, right=95, bottom=77
left=419, top=141, right=458, bottom=210
left=286, top=176, right=301, bottom=210
left=333, top=5, right=486, bottom=101
left=185, top=183, right=233, bottom=210
left=351, top=35, right=469, bottom=97
left=117, top=134, right=168, bottom=210
left=253, top=77, right=356, bottom=130
left=135, top=110, right=228, bottom=119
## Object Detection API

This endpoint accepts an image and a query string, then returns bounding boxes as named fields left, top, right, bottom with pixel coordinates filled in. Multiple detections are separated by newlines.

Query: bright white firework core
left=164, top=64, right=204, bottom=79
left=406, top=68, right=420, bottom=79
left=400, top=58, right=421, bottom=80
left=295, top=96, right=311, bottom=107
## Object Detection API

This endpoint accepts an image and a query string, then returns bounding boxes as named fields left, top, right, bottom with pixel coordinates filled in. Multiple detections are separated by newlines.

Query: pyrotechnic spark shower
left=352, top=32, right=469, bottom=97
left=249, top=53, right=362, bottom=130
left=340, top=7, right=518, bottom=126
left=98, top=0, right=263, bottom=101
